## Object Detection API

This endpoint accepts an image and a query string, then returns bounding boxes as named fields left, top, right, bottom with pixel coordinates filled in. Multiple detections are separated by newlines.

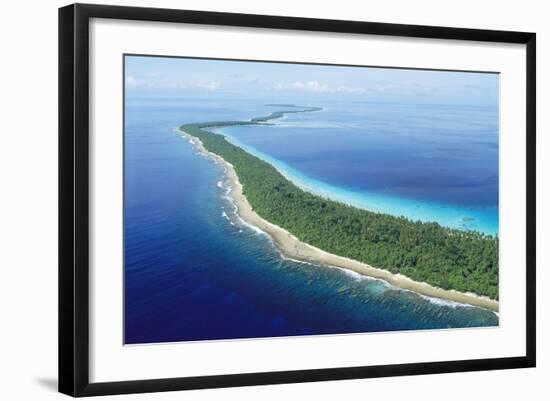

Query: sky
left=125, top=55, right=499, bottom=106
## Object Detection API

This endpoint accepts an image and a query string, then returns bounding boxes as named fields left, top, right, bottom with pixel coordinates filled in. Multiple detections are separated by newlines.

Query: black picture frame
left=59, top=3, right=536, bottom=397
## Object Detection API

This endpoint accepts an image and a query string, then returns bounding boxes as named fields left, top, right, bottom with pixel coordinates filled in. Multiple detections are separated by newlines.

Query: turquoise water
left=216, top=101, right=498, bottom=235
left=124, top=97, right=498, bottom=344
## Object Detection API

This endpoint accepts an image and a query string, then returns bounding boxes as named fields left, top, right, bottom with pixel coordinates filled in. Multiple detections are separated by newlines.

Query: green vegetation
left=180, top=106, right=499, bottom=300
left=251, top=106, right=322, bottom=122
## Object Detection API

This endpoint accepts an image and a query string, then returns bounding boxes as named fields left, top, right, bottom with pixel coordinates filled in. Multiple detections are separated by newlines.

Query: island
left=179, top=105, right=499, bottom=312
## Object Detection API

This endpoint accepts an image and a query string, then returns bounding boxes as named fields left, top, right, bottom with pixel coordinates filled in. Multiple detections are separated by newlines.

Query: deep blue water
left=124, top=97, right=498, bottom=344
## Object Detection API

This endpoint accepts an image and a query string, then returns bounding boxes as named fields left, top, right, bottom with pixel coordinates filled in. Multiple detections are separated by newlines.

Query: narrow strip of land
left=179, top=105, right=499, bottom=312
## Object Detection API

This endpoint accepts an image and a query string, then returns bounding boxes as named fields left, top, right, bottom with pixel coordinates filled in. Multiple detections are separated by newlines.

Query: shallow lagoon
left=217, top=100, right=499, bottom=234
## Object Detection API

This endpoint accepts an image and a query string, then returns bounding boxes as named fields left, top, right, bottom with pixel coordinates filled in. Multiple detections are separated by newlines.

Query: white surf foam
left=221, top=209, right=235, bottom=226
left=414, top=292, right=471, bottom=309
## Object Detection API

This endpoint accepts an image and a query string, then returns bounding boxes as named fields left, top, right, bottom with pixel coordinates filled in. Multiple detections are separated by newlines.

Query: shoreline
left=180, top=128, right=499, bottom=313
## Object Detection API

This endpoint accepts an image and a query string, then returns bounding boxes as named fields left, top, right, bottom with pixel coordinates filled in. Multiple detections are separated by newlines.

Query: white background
left=90, top=18, right=526, bottom=383
left=0, top=0, right=547, bottom=399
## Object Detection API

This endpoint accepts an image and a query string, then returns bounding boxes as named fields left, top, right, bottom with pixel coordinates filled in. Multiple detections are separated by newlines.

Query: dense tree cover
left=180, top=107, right=499, bottom=300
left=251, top=106, right=322, bottom=122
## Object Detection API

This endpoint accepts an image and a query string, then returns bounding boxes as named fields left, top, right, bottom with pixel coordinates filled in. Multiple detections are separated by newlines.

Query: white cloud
left=195, top=81, right=221, bottom=91
left=126, top=76, right=138, bottom=86
left=275, top=80, right=365, bottom=94
left=125, top=74, right=221, bottom=92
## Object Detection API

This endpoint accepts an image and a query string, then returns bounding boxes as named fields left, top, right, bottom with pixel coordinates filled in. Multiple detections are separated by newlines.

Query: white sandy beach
left=180, top=128, right=499, bottom=313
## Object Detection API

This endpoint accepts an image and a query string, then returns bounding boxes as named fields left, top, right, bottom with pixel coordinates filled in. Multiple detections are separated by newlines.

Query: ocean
left=124, top=97, right=498, bottom=344
left=216, top=101, right=499, bottom=234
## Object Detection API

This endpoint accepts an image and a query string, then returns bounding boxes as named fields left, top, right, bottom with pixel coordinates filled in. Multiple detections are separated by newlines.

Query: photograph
left=124, top=55, right=500, bottom=344
left=0, top=0, right=542, bottom=399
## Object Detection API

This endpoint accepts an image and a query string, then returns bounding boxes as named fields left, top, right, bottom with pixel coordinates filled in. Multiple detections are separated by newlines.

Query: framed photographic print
left=58, top=3, right=536, bottom=397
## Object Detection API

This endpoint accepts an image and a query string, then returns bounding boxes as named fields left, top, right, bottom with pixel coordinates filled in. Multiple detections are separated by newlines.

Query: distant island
left=179, top=105, right=499, bottom=311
